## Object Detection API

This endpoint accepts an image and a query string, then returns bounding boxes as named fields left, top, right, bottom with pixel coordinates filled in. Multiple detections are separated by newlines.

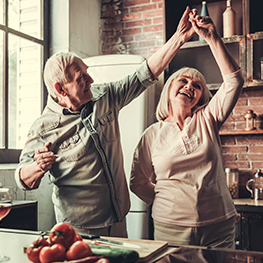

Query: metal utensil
left=79, top=233, right=148, bottom=250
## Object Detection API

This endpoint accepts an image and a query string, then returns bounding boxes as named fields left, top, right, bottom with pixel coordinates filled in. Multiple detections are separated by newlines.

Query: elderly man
left=15, top=7, right=196, bottom=236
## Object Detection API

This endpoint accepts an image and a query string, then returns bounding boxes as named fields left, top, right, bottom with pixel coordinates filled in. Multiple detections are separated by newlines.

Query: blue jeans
left=154, top=216, right=236, bottom=249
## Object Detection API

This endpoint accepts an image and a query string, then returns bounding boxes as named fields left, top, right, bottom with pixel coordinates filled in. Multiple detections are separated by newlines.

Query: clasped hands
left=34, top=142, right=57, bottom=173
left=177, top=6, right=217, bottom=43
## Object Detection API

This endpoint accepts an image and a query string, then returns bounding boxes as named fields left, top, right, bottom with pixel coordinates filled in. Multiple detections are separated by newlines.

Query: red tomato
left=26, top=237, right=50, bottom=263
left=39, top=243, right=66, bottom=263
left=49, top=222, right=76, bottom=249
left=74, top=232, right=83, bottom=242
left=66, top=240, right=93, bottom=260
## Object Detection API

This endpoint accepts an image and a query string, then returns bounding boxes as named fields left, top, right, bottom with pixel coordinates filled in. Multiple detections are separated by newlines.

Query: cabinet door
left=0, top=202, right=37, bottom=231
left=247, top=33, right=263, bottom=86
left=241, top=213, right=263, bottom=252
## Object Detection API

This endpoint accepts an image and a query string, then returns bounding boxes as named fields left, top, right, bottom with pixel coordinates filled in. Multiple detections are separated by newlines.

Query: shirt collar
left=46, top=95, right=80, bottom=115
left=46, top=95, right=94, bottom=116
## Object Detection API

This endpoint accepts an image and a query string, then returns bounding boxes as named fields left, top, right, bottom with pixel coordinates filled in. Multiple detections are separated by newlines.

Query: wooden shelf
left=219, top=129, right=263, bottom=135
left=181, top=35, right=245, bottom=50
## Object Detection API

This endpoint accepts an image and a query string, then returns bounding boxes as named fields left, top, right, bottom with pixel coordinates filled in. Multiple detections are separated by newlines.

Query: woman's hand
left=34, top=142, right=57, bottom=172
left=189, top=12, right=219, bottom=42
left=189, top=11, right=239, bottom=74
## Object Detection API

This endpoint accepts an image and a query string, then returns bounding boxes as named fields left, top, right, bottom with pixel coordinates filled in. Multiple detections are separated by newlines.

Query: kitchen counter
left=1, top=228, right=263, bottom=263
left=153, top=245, right=263, bottom=263
left=233, top=198, right=263, bottom=213
left=0, top=229, right=41, bottom=263
left=233, top=199, right=263, bottom=252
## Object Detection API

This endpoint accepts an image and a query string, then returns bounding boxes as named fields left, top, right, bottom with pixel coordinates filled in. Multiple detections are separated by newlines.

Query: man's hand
left=175, top=6, right=196, bottom=43
left=34, top=142, right=57, bottom=172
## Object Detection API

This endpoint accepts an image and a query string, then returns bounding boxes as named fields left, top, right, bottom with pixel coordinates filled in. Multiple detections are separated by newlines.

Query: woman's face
left=168, top=74, right=204, bottom=111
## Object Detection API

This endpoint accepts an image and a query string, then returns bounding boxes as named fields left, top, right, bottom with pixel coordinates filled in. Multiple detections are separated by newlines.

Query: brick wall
left=100, top=0, right=164, bottom=58
left=100, top=0, right=263, bottom=198
left=221, top=88, right=263, bottom=197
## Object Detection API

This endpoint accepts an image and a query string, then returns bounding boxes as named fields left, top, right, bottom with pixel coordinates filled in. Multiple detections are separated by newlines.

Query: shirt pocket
left=59, top=132, right=87, bottom=162
left=98, top=111, right=120, bottom=142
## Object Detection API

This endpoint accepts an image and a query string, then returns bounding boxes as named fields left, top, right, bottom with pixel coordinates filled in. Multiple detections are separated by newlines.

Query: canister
left=225, top=168, right=239, bottom=198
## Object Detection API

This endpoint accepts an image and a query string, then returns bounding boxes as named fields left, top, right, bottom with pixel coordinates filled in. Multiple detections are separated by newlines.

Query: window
left=0, top=0, right=49, bottom=163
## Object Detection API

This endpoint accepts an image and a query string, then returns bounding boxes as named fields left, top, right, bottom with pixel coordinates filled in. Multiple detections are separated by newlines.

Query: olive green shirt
left=15, top=60, right=157, bottom=229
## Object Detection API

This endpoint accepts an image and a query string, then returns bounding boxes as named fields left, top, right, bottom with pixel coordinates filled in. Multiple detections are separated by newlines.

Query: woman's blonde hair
left=43, top=52, right=82, bottom=99
left=156, top=67, right=212, bottom=121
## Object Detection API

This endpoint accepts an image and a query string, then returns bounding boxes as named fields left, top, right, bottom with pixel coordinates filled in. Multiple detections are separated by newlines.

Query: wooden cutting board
left=85, top=236, right=168, bottom=262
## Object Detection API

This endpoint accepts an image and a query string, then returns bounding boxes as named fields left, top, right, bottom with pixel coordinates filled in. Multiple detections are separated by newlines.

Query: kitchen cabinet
left=164, top=0, right=263, bottom=90
left=234, top=199, right=263, bottom=252
left=0, top=200, right=37, bottom=231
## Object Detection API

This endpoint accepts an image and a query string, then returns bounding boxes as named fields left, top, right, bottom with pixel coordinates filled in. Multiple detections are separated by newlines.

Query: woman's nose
left=185, top=84, right=194, bottom=91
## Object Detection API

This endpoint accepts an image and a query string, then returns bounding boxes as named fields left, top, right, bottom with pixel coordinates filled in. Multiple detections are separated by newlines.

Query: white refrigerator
left=83, top=54, right=160, bottom=239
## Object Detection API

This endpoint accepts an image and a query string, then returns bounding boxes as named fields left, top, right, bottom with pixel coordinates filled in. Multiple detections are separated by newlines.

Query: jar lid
left=255, top=169, right=263, bottom=177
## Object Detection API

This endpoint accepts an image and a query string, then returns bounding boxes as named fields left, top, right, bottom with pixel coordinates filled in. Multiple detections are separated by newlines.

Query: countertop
left=11, top=200, right=37, bottom=208
left=233, top=198, right=263, bottom=213
left=233, top=198, right=263, bottom=206
left=1, top=229, right=263, bottom=263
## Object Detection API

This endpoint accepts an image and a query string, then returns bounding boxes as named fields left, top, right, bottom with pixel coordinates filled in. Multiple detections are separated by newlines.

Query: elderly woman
left=130, top=13, right=244, bottom=248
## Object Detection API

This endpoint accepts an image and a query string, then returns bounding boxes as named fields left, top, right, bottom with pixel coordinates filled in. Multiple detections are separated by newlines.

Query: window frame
left=0, top=0, right=49, bottom=163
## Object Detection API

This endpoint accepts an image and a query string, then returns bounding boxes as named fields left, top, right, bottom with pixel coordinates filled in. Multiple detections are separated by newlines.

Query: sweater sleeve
left=204, top=69, right=244, bottom=129
left=130, top=127, right=156, bottom=206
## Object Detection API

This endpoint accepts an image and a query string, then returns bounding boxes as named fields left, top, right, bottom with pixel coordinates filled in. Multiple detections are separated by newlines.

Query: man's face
left=62, top=58, right=94, bottom=111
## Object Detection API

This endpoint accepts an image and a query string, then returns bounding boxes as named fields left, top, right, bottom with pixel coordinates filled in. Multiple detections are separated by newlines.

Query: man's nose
left=89, top=76, right=94, bottom=84
left=85, top=74, right=94, bottom=84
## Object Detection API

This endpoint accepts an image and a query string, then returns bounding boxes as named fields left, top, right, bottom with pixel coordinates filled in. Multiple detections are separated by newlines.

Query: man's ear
left=54, top=82, right=66, bottom=96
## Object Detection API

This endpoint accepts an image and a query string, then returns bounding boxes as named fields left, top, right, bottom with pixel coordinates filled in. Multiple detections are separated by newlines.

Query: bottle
left=223, top=0, right=236, bottom=38
left=199, top=1, right=209, bottom=41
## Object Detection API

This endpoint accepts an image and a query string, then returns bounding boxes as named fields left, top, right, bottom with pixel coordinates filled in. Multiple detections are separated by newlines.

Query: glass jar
left=225, top=168, right=239, bottom=198
left=244, top=110, right=257, bottom=131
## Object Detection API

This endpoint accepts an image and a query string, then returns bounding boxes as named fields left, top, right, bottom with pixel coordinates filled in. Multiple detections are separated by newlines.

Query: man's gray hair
left=43, top=52, right=81, bottom=99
